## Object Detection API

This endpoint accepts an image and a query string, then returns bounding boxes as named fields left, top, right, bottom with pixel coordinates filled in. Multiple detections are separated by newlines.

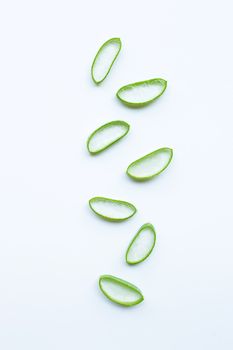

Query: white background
left=0, top=0, right=233, bottom=349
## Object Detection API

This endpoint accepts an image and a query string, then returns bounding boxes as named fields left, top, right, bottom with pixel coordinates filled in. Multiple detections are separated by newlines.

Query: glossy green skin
left=89, top=197, right=137, bottom=222
left=127, top=147, right=173, bottom=181
left=91, top=38, right=122, bottom=84
left=87, top=120, right=130, bottom=155
left=116, top=78, right=167, bottom=107
left=99, top=275, right=144, bottom=306
left=126, top=223, right=156, bottom=265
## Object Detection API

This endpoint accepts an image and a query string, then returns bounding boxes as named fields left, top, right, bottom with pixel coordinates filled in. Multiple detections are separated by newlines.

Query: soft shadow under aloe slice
left=127, top=147, right=173, bottom=181
left=116, top=78, right=167, bottom=107
left=99, top=275, right=144, bottom=306
left=91, top=38, right=122, bottom=84
left=126, top=223, right=156, bottom=265
left=87, top=120, right=130, bottom=155
left=89, top=197, right=137, bottom=221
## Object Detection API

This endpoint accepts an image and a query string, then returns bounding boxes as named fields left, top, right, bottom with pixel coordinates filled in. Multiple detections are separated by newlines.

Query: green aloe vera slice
left=89, top=197, right=136, bottom=221
left=126, top=223, right=156, bottom=265
left=116, top=78, right=167, bottom=107
left=99, top=275, right=144, bottom=306
left=127, top=147, right=173, bottom=181
left=87, top=120, right=130, bottom=155
left=91, top=38, right=122, bottom=84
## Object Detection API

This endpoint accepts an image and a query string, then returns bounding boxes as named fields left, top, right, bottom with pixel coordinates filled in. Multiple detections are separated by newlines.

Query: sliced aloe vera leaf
left=126, top=223, right=156, bottom=265
left=127, top=147, right=173, bottom=181
left=91, top=38, right=122, bottom=84
left=87, top=120, right=130, bottom=155
left=89, top=197, right=136, bottom=222
left=99, top=275, right=144, bottom=306
left=116, top=78, right=167, bottom=107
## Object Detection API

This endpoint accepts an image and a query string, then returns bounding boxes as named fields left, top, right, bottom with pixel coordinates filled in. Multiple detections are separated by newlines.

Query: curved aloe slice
left=89, top=197, right=136, bottom=221
left=91, top=38, right=122, bottom=84
left=126, top=223, right=156, bottom=265
left=99, top=275, right=144, bottom=306
left=116, top=78, right=167, bottom=107
left=127, top=147, right=173, bottom=181
left=87, top=120, right=130, bottom=155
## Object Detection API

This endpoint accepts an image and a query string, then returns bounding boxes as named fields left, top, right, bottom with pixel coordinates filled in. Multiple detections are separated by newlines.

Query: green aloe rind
left=116, top=78, right=167, bottom=107
left=89, top=197, right=137, bottom=222
left=91, top=38, right=122, bottom=84
left=87, top=120, right=130, bottom=155
left=127, top=147, right=173, bottom=181
left=126, top=223, right=156, bottom=265
left=99, top=275, right=144, bottom=306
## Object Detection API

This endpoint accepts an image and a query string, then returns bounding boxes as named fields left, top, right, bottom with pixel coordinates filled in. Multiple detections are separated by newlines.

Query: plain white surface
left=0, top=0, right=233, bottom=349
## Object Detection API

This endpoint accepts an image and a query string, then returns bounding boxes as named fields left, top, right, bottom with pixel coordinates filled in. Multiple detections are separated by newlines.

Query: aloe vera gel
left=99, top=275, right=144, bottom=306
left=91, top=38, right=122, bottom=84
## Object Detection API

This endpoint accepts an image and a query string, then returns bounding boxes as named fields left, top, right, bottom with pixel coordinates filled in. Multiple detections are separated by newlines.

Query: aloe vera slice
left=91, top=38, right=122, bottom=84
left=127, top=147, right=173, bottom=181
left=99, top=275, right=144, bottom=306
left=87, top=120, right=129, bottom=154
left=116, top=78, right=167, bottom=107
left=126, top=223, right=156, bottom=265
left=89, top=197, right=136, bottom=221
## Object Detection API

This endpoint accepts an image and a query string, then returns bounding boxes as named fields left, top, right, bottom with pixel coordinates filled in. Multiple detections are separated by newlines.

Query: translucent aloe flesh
left=127, top=147, right=173, bottom=181
left=116, top=78, right=167, bottom=107
left=126, top=223, right=156, bottom=265
left=99, top=275, right=144, bottom=306
left=89, top=197, right=137, bottom=221
left=87, top=120, right=130, bottom=154
left=91, top=38, right=122, bottom=84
